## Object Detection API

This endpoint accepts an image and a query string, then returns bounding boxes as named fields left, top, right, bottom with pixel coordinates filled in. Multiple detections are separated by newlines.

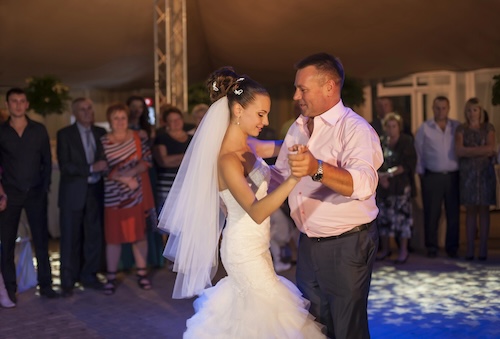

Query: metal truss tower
left=154, top=0, right=188, bottom=119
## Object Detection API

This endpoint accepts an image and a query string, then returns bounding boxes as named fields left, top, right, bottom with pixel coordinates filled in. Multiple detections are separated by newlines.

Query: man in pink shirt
left=274, top=53, right=383, bottom=338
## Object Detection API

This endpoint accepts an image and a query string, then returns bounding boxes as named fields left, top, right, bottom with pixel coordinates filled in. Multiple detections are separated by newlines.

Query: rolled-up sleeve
left=343, top=125, right=383, bottom=200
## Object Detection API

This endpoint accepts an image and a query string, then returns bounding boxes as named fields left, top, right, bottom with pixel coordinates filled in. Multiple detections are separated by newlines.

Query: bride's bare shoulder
left=218, top=152, right=243, bottom=191
left=219, top=151, right=243, bottom=168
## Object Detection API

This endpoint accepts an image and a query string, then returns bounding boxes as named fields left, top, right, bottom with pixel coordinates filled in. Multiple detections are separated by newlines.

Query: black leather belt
left=309, top=222, right=372, bottom=242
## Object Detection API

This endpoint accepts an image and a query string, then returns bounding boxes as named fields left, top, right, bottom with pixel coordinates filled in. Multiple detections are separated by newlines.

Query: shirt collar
left=296, top=99, right=346, bottom=127
left=4, top=115, right=35, bottom=130
left=76, top=122, right=91, bottom=133
left=428, top=118, right=453, bottom=131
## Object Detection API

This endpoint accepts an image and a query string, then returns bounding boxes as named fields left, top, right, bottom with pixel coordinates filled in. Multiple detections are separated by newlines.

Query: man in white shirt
left=274, top=52, right=383, bottom=339
left=414, top=96, right=461, bottom=258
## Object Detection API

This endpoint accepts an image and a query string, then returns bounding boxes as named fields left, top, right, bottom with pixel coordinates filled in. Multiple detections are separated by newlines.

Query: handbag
left=133, top=132, right=157, bottom=230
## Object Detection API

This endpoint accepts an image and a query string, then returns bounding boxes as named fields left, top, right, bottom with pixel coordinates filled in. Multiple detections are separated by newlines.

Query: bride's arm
left=247, top=137, right=283, bottom=159
left=219, top=153, right=298, bottom=225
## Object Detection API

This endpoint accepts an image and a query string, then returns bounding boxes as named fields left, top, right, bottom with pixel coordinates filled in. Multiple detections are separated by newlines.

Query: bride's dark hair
left=206, top=66, right=269, bottom=109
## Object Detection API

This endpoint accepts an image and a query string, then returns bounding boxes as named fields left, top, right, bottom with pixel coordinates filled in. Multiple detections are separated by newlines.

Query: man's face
left=128, top=100, right=144, bottom=120
left=6, top=93, right=29, bottom=118
left=73, top=100, right=95, bottom=126
left=375, top=98, right=393, bottom=118
left=432, top=99, right=449, bottom=121
left=293, top=65, right=334, bottom=118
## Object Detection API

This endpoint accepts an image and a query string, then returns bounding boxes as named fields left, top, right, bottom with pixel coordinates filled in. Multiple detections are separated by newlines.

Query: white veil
left=157, top=96, right=229, bottom=299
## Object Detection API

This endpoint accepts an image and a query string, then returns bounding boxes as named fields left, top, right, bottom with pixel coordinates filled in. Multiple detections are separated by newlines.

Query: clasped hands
left=110, top=168, right=139, bottom=190
left=287, top=144, right=319, bottom=179
left=92, top=160, right=108, bottom=172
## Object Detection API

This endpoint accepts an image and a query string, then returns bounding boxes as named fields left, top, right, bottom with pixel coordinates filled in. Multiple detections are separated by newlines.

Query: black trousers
left=421, top=171, right=460, bottom=254
left=59, top=183, right=104, bottom=289
left=296, top=223, right=379, bottom=339
left=0, top=187, right=52, bottom=294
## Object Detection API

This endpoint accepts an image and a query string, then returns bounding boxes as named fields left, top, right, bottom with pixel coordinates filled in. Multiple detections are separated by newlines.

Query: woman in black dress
left=153, top=106, right=192, bottom=211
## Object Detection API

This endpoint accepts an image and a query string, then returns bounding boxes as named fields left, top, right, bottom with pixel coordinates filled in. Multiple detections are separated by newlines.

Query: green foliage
left=188, top=82, right=210, bottom=113
left=25, top=75, right=71, bottom=116
left=492, top=75, right=500, bottom=106
left=342, top=76, right=365, bottom=108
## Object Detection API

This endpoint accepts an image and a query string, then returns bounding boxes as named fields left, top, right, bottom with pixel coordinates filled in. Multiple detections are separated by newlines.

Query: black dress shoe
left=447, top=251, right=458, bottom=258
left=61, top=288, right=74, bottom=298
left=465, top=255, right=474, bottom=261
left=39, top=288, right=60, bottom=299
left=427, top=250, right=437, bottom=258
left=478, top=256, right=487, bottom=261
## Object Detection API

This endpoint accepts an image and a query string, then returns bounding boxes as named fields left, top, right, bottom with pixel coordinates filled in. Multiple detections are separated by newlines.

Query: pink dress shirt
left=273, top=100, right=383, bottom=237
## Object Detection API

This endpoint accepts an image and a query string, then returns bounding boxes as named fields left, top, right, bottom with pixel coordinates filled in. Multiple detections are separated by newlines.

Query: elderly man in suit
left=57, top=98, right=108, bottom=297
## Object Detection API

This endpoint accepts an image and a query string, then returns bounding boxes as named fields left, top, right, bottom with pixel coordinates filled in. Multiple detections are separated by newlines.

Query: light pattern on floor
left=369, top=262, right=500, bottom=338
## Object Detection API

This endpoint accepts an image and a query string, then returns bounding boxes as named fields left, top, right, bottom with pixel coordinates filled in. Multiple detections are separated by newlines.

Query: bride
left=158, top=67, right=325, bottom=338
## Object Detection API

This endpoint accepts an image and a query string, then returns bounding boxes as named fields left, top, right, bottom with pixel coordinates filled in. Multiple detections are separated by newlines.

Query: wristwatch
left=311, top=160, right=323, bottom=182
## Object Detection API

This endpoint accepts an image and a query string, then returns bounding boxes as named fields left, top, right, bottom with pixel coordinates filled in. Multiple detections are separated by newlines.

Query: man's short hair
left=295, top=52, right=345, bottom=88
left=433, top=96, right=450, bottom=105
left=6, top=88, right=26, bottom=101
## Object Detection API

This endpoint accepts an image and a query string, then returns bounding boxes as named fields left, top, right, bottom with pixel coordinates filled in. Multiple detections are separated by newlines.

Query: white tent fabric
left=1, top=0, right=500, bottom=90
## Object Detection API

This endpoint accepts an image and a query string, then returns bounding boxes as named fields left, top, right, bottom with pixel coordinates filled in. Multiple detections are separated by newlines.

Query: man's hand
left=92, top=160, right=108, bottom=172
left=288, top=144, right=317, bottom=178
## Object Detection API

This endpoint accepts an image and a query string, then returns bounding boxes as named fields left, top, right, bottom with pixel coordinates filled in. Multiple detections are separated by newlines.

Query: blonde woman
left=455, top=98, right=496, bottom=261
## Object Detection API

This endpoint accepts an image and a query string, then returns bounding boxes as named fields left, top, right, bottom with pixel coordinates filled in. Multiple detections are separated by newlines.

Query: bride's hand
left=288, top=145, right=314, bottom=178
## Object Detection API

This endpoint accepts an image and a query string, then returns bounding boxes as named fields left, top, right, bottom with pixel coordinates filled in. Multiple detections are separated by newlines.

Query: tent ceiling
left=1, top=0, right=500, bottom=91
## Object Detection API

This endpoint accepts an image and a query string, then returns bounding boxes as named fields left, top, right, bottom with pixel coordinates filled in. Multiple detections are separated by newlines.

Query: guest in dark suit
left=371, top=96, right=413, bottom=138
left=57, top=98, right=108, bottom=297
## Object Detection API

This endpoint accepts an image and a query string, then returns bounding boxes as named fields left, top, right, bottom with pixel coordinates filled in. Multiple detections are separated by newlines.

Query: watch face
left=312, top=173, right=323, bottom=182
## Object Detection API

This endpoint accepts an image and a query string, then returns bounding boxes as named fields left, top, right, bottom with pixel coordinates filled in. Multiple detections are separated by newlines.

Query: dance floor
left=369, top=254, right=500, bottom=338
left=1, top=222, right=499, bottom=338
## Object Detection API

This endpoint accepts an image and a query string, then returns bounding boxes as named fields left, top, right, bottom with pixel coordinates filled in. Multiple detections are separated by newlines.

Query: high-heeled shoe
left=394, top=253, right=409, bottom=265
left=376, top=251, right=392, bottom=261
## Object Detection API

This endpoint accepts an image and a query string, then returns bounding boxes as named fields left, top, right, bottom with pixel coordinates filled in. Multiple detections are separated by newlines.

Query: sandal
left=104, top=272, right=117, bottom=296
left=136, top=268, right=152, bottom=290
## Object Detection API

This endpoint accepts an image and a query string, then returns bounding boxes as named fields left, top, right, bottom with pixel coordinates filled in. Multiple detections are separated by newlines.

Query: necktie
left=85, top=129, right=95, bottom=164
left=85, top=129, right=100, bottom=183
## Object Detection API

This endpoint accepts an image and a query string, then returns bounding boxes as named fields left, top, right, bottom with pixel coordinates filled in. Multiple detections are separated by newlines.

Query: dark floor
left=1, top=212, right=499, bottom=339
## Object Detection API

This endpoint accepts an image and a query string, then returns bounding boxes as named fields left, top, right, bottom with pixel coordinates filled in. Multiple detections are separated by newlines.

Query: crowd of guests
left=372, top=95, right=497, bottom=265
left=0, top=87, right=207, bottom=306
left=0, top=85, right=497, bottom=308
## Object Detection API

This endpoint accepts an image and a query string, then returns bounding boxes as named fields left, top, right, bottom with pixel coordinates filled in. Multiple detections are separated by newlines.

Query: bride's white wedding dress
left=184, top=158, right=325, bottom=339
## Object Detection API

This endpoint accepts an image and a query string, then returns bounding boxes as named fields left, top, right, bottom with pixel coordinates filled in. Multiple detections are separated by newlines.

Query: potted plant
left=25, top=75, right=71, bottom=116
